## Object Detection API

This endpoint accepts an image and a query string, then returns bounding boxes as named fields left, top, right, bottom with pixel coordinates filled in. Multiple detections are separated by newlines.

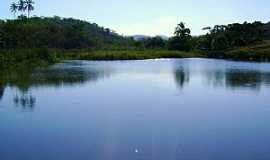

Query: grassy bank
left=66, top=44, right=270, bottom=62
left=0, top=48, right=61, bottom=68
left=65, top=50, right=206, bottom=60
left=225, top=41, right=270, bottom=61
left=207, top=41, right=270, bottom=62
left=0, top=49, right=206, bottom=68
left=1, top=43, right=270, bottom=69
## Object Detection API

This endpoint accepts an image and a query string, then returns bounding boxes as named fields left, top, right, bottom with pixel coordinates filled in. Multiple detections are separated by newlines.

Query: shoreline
left=1, top=49, right=270, bottom=69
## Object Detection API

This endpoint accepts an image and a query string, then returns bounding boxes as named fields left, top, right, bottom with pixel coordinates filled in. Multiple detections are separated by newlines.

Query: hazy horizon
left=1, top=0, right=270, bottom=36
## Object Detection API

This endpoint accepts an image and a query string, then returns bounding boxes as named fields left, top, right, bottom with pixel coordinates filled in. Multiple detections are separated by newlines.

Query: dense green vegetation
left=1, top=1, right=134, bottom=50
left=0, top=16, right=134, bottom=50
left=64, top=50, right=205, bottom=60
left=220, top=41, right=270, bottom=61
left=0, top=48, right=60, bottom=68
left=1, top=0, right=270, bottom=68
left=192, top=21, right=265, bottom=51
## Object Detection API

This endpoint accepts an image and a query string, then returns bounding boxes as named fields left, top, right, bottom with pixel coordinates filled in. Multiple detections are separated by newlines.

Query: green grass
left=0, top=48, right=61, bottom=69
left=65, top=50, right=206, bottom=61
left=1, top=43, right=270, bottom=69
left=0, top=49, right=206, bottom=68
left=223, top=41, right=270, bottom=61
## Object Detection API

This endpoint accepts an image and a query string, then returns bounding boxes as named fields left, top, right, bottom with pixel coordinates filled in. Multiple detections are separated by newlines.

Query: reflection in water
left=1, top=59, right=270, bottom=160
left=0, top=85, right=4, bottom=101
left=204, top=70, right=226, bottom=88
left=173, top=60, right=270, bottom=91
left=6, top=65, right=111, bottom=91
left=13, top=93, right=36, bottom=111
left=174, top=67, right=190, bottom=89
left=0, top=61, right=113, bottom=110
left=204, top=68, right=270, bottom=90
left=0, top=59, right=270, bottom=107
left=225, top=69, right=270, bottom=90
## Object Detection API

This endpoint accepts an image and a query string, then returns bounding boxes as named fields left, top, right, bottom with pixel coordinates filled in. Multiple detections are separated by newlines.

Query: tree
left=174, top=22, right=191, bottom=39
left=18, top=0, right=26, bottom=13
left=211, top=35, right=229, bottom=50
left=142, top=36, right=166, bottom=49
left=25, top=0, right=34, bottom=18
left=10, top=2, right=18, bottom=18
left=203, top=22, right=265, bottom=51
left=0, top=27, right=3, bottom=48
left=168, top=22, right=192, bottom=51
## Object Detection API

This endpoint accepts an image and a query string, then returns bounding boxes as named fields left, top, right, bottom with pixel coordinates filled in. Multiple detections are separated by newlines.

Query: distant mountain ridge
left=132, top=35, right=169, bottom=41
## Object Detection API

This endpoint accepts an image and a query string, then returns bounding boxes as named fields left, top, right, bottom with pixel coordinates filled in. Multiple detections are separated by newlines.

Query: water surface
left=1, top=58, right=270, bottom=160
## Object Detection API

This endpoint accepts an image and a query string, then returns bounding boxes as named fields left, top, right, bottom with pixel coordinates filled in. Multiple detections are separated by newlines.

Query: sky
left=1, top=0, right=270, bottom=36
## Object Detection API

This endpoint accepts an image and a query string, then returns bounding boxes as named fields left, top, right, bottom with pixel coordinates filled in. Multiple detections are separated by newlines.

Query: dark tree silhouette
left=174, top=22, right=191, bottom=39
left=25, top=0, right=34, bottom=18
left=10, top=2, right=18, bottom=18
left=18, top=0, right=26, bottom=12
left=168, top=22, right=192, bottom=51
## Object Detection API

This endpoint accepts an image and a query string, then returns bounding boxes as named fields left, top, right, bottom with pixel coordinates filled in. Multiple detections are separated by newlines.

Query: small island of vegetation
left=1, top=0, right=270, bottom=69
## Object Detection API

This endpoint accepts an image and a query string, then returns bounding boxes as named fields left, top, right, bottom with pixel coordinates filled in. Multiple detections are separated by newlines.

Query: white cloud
left=110, top=16, right=179, bottom=36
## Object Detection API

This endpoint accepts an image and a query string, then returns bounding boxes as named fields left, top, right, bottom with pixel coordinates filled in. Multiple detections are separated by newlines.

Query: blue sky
left=1, top=0, right=269, bottom=36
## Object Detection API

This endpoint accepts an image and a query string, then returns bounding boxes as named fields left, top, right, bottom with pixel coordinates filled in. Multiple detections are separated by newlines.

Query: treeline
left=0, top=16, right=134, bottom=50
left=135, top=21, right=268, bottom=51
left=0, top=16, right=268, bottom=51
left=0, top=48, right=60, bottom=68
left=194, top=21, right=265, bottom=51
left=0, top=14, right=270, bottom=64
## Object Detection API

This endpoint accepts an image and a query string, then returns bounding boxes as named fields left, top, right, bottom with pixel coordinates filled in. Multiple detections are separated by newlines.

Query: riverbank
left=207, top=41, right=270, bottom=62
left=0, top=49, right=206, bottom=68
left=1, top=44, right=270, bottom=69
left=65, top=50, right=206, bottom=60
left=0, top=48, right=60, bottom=69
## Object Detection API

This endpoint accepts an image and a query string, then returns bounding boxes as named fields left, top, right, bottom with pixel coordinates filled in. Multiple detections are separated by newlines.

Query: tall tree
left=18, top=0, right=26, bottom=13
left=168, top=22, right=192, bottom=51
left=10, top=2, right=18, bottom=18
left=25, top=0, right=34, bottom=18
left=174, top=22, right=191, bottom=39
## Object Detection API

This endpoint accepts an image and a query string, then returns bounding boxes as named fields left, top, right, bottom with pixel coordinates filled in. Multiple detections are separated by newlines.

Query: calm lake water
left=1, top=58, right=270, bottom=160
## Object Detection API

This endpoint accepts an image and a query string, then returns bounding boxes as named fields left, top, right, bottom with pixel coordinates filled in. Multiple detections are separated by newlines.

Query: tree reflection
left=173, top=67, right=190, bottom=89
left=0, top=62, right=112, bottom=110
left=205, top=68, right=270, bottom=90
left=225, top=69, right=270, bottom=90
left=13, top=93, right=36, bottom=111
left=173, top=62, right=270, bottom=91
left=204, top=69, right=226, bottom=88
left=0, top=71, right=6, bottom=101
left=0, top=85, right=4, bottom=101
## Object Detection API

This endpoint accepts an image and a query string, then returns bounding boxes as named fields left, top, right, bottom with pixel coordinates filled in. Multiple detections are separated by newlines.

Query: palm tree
left=10, top=2, right=18, bottom=18
left=25, top=0, right=34, bottom=18
left=174, top=22, right=191, bottom=39
left=17, top=0, right=26, bottom=13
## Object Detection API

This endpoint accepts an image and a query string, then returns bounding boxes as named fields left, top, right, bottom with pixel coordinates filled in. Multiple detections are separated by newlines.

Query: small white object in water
left=135, top=149, right=139, bottom=153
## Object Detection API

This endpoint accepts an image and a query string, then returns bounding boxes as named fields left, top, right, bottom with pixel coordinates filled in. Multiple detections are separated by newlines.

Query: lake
left=1, top=58, right=270, bottom=160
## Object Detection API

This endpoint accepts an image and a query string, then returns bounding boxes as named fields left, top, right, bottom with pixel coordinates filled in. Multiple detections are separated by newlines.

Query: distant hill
left=132, top=35, right=169, bottom=41
left=132, top=35, right=151, bottom=41
left=157, top=35, right=169, bottom=40
left=0, top=16, right=134, bottom=49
